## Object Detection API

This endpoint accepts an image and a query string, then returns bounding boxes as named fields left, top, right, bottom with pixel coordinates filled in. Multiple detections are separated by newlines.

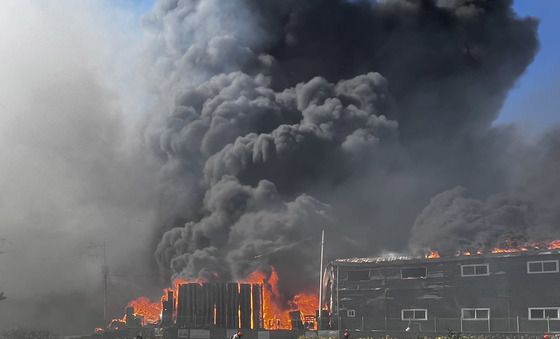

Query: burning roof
left=334, top=239, right=560, bottom=265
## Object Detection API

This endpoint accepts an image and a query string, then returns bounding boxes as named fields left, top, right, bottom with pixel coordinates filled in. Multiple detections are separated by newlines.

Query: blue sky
left=123, top=0, right=559, bottom=133
left=498, top=0, right=560, bottom=133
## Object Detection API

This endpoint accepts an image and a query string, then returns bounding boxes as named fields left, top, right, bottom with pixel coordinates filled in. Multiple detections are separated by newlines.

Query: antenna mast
left=103, top=241, right=108, bottom=326
left=318, top=230, right=325, bottom=330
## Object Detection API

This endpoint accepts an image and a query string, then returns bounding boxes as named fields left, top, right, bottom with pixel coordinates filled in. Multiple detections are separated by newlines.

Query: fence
left=337, top=317, right=560, bottom=334
left=338, top=333, right=560, bottom=339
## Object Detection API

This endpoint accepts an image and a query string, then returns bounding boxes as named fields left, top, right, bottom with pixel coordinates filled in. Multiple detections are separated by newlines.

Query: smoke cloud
left=0, top=0, right=159, bottom=333
left=3, top=0, right=558, bottom=334
left=145, top=0, right=545, bottom=304
left=410, top=127, right=560, bottom=253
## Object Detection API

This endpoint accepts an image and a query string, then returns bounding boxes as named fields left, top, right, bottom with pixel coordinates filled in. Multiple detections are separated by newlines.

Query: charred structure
left=326, top=251, right=560, bottom=334
left=176, top=283, right=263, bottom=329
left=162, top=291, right=175, bottom=327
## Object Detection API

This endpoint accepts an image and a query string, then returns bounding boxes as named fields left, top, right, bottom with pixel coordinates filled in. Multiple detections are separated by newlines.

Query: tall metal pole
left=336, top=264, right=340, bottom=330
left=318, top=230, right=325, bottom=331
left=103, top=241, right=108, bottom=326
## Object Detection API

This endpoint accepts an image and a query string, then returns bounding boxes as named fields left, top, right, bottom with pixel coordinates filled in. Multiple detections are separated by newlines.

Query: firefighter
left=343, top=329, right=350, bottom=339
left=231, top=330, right=243, bottom=339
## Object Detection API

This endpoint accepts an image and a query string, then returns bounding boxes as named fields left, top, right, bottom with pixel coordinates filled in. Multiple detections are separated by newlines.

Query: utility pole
left=86, top=240, right=110, bottom=326
left=103, top=241, right=108, bottom=326
left=318, top=230, right=325, bottom=331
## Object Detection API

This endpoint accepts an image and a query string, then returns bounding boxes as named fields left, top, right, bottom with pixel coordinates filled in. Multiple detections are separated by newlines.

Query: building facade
left=326, top=251, right=560, bottom=333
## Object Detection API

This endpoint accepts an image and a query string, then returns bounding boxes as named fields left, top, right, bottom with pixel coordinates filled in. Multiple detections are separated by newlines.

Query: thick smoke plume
left=410, top=127, right=560, bottom=253
left=146, top=0, right=544, bottom=303
left=1, top=0, right=554, bottom=333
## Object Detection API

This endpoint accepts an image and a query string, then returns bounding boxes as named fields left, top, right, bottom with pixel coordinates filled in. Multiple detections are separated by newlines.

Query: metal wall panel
left=239, top=284, right=252, bottom=328
left=252, top=284, right=262, bottom=330
left=227, top=283, right=240, bottom=328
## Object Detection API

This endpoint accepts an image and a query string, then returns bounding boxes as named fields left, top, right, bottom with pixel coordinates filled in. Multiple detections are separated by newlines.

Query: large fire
left=115, top=268, right=317, bottom=330
left=127, top=297, right=160, bottom=324
left=424, top=239, right=560, bottom=259
left=121, top=278, right=192, bottom=327
left=489, top=239, right=560, bottom=254
left=244, top=269, right=318, bottom=330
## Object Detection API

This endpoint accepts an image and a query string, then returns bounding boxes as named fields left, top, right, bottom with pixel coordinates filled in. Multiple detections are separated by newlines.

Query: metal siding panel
left=252, top=284, right=262, bottom=330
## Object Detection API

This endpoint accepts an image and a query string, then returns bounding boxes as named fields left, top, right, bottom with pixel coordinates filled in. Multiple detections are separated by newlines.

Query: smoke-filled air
left=1, top=0, right=559, bottom=334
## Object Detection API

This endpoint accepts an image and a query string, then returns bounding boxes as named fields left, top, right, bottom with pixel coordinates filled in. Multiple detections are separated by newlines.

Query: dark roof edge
left=331, top=250, right=560, bottom=267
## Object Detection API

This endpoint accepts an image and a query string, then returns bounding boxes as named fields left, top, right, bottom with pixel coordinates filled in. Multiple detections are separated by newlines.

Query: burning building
left=325, top=248, right=560, bottom=334
left=117, top=270, right=318, bottom=333
left=175, top=283, right=263, bottom=329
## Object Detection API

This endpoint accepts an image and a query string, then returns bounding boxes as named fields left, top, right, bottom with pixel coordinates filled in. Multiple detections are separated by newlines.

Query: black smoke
left=145, top=0, right=545, bottom=301
left=410, top=127, right=560, bottom=253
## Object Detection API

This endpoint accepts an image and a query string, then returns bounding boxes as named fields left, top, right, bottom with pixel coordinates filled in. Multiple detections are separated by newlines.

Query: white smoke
left=0, top=0, right=158, bottom=333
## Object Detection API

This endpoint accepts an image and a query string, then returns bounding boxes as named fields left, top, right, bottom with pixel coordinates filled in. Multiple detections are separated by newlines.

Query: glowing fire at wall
left=117, top=268, right=318, bottom=330
left=127, top=297, right=161, bottom=325
left=121, top=278, right=191, bottom=326
left=243, top=268, right=318, bottom=330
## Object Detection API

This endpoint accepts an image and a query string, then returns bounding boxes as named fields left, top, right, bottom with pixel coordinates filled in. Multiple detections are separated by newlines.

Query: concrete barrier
left=190, top=329, right=210, bottom=339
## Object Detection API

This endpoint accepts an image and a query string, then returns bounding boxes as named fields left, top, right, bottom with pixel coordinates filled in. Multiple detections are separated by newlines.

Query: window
left=529, top=308, right=560, bottom=320
left=461, top=308, right=490, bottom=320
left=401, top=309, right=428, bottom=321
left=461, top=264, right=489, bottom=277
left=401, top=267, right=427, bottom=279
left=527, top=260, right=559, bottom=274
left=347, top=309, right=356, bottom=318
left=346, top=270, right=370, bottom=281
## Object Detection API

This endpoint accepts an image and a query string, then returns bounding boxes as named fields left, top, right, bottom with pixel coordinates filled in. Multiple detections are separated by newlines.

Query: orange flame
left=127, top=297, right=161, bottom=325
left=490, top=247, right=527, bottom=254
left=119, top=269, right=317, bottom=330
left=548, top=240, right=560, bottom=250
left=244, top=268, right=318, bottom=330
left=425, top=250, right=440, bottom=259
left=434, top=239, right=560, bottom=259
left=457, top=249, right=484, bottom=256
left=292, top=293, right=319, bottom=319
left=122, top=277, right=200, bottom=326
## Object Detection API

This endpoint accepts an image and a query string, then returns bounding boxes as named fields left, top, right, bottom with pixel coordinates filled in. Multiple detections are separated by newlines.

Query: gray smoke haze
left=145, top=0, right=547, bottom=305
left=0, top=0, right=159, bottom=333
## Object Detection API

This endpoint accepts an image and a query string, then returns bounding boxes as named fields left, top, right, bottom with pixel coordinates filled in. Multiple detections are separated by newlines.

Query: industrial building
left=325, top=250, right=560, bottom=334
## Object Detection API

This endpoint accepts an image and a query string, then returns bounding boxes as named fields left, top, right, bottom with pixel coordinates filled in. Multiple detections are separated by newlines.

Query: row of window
left=344, top=260, right=560, bottom=281
left=344, top=308, right=560, bottom=320
left=399, top=308, right=489, bottom=321
left=528, top=261, right=559, bottom=273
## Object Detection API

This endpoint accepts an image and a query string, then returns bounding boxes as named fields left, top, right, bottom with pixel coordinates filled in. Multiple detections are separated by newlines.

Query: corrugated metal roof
left=334, top=255, right=417, bottom=264
left=333, top=250, right=560, bottom=266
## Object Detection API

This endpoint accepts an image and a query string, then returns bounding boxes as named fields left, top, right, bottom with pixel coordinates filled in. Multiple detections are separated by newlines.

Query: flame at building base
left=115, top=267, right=318, bottom=330
left=244, top=268, right=318, bottom=330
left=127, top=297, right=161, bottom=325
